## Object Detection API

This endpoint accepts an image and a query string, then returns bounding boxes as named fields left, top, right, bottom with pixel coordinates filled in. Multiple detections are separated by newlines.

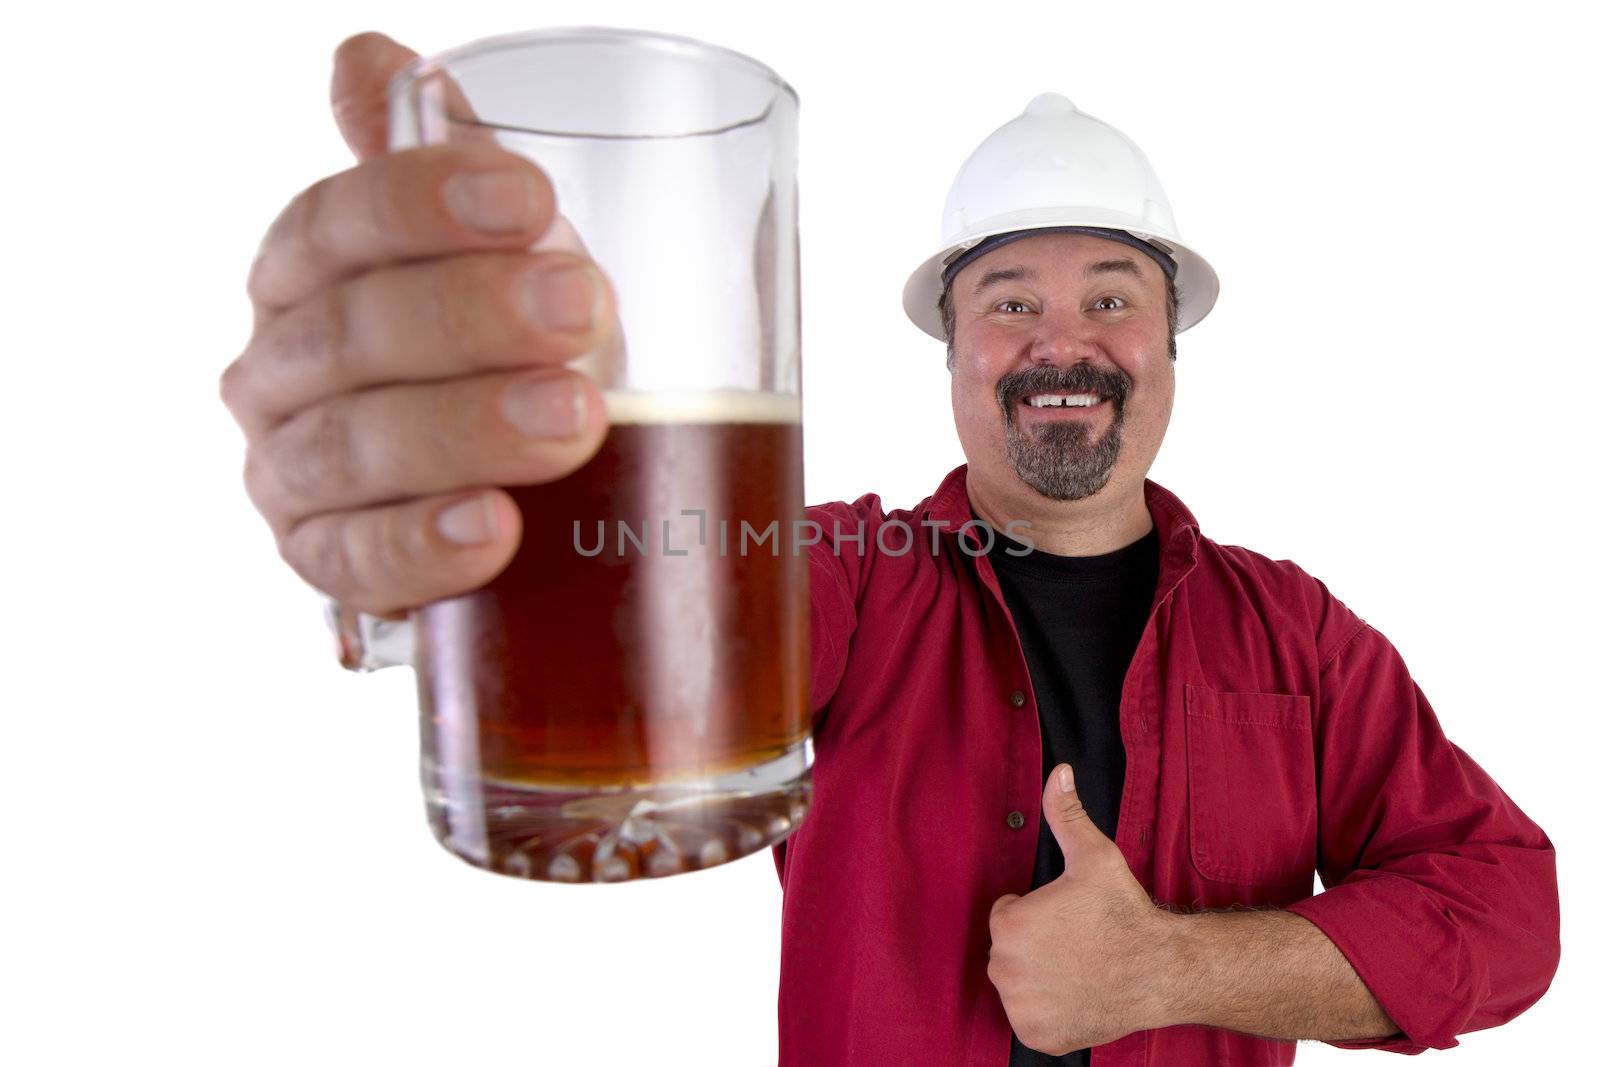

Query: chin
left=1019, top=472, right=1115, bottom=502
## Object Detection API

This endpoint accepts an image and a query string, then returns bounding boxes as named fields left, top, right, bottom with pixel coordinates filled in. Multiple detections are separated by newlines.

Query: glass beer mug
left=346, top=28, right=810, bottom=883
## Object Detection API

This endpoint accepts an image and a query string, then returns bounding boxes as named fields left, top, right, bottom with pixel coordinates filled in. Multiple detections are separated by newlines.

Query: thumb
left=329, top=32, right=422, bottom=162
left=1042, top=763, right=1106, bottom=867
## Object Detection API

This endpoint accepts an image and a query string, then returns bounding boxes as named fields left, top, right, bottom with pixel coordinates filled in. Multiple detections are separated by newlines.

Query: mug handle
left=322, top=595, right=414, bottom=672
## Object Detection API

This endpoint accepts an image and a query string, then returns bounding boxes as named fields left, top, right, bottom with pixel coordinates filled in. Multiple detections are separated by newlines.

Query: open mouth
left=1017, top=391, right=1113, bottom=415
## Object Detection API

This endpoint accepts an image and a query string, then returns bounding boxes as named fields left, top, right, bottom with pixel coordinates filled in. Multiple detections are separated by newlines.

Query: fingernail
left=500, top=375, right=586, bottom=438
left=521, top=264, right=599, bottom=334
left=437, top=493, right=498, bottom=546
left=444, top=172, right=539, bottom=234
left=1059, top=764, right=1075, bottom=794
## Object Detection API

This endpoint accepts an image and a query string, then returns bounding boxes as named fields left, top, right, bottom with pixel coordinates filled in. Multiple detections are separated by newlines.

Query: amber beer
left=415, top=390, right=810, bottom=881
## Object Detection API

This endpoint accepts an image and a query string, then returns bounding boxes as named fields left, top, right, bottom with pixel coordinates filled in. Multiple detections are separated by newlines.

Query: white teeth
left=1026, top=393, right=1103, bottom=408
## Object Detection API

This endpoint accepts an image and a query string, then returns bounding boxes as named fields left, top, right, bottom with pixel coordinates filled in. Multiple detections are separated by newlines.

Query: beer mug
left=370, top=28, right=810, bottom=882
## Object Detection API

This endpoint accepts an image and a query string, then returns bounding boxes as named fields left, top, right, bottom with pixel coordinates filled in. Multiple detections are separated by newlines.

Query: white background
left=4, top=1, right=1593, bottom=1063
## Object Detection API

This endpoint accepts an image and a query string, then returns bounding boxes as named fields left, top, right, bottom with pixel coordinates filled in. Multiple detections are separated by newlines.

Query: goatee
left=996, top=363, right=1131, bottom=501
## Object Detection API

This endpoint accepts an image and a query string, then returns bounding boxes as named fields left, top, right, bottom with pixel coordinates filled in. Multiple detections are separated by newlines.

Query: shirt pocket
left=1184, top=683, right=1316, bottom=887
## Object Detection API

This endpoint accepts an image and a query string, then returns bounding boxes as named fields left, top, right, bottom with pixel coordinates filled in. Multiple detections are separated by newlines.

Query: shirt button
left=1008, top=690, right=1026, bottom=708
left=1006, top=811, right=1025, bottom=830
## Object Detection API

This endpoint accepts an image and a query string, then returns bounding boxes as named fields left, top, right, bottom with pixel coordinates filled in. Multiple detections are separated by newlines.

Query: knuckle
left=436, top=373, right=485, bottom=449
left=378, top=499, right=430, bottom=585
left=293, top=177, right=337, bottom=268
left=492, top=254, right=546, bottom=341
left=296, top=509, right=392, bottom=611
left=275, top=513, right=339, bottom=598
left=433, top=255, right=501, bottom=354
left=217, top=358, right=247, bottom=419
left=366, top=155, right=411, bottom=246
left=274, top=524, right=311, bottom=580
left=274, top=401, right=356, bottom=504
left=403, top=144, right=466, bottom=229
left=326, top=514, right=368, bottom=601
left=362, top=509, right=410, bottom=604
left=356, top=502, right=444, bottom=614
left=245, top=199, right=299, bottom=308
left=244, top=246, right=270, bottom=307
left=241, top=445, right=274, bottom=519
left=252, top=285, right=347, bottom=398
left=320, top=284, right=354, bottom=379
left=291, top=286, right=351, bottom=382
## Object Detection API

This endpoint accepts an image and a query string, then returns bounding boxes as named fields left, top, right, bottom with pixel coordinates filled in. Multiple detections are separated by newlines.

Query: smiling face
left=946, top=231, right=1177, bottom=512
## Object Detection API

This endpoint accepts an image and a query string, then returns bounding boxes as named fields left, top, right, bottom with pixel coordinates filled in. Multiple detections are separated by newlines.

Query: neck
left=966, top=468, right=1153, bottom=557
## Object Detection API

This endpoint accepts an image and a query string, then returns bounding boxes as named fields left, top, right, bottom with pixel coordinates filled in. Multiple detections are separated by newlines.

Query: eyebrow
left=1086, top=258, right=1145, bottom=279
left=967, top=258, right=1146, bottom=299
left=969, top=267, right=1036, bottom=299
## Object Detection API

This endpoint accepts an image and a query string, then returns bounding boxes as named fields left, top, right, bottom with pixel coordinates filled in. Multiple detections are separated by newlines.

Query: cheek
left=953, top=389, right=990, bottom=432
left=1125, top=372, right=1175, bottom=435
left=951, top=376, right=1008, bottom=442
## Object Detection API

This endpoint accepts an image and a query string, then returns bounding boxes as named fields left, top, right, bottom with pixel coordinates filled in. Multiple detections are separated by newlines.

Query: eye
left=996, top=299, right=1033, bottom=313
left=1092, top=296, right=1127, bottom=311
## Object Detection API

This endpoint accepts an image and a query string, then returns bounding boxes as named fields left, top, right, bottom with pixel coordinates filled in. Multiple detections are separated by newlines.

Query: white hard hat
left=902, top=93, right=1219, bottom=340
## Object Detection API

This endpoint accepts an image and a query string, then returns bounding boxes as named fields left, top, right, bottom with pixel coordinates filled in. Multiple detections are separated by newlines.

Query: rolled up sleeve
left=1283, top=622, right=1560, bottom=1053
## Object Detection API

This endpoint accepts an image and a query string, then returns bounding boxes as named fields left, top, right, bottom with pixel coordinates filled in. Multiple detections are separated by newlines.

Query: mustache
left=995, top=364, right=1131, bottom=413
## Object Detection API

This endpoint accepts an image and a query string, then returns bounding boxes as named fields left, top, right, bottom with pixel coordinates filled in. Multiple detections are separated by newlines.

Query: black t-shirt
left=987, top=522, right=1162, bottom=1067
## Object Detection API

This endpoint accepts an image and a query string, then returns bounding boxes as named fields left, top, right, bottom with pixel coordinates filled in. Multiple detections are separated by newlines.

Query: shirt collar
left=923, top=465, right=1202, bottom=590
left=924, top=464, right=1194, bottom=533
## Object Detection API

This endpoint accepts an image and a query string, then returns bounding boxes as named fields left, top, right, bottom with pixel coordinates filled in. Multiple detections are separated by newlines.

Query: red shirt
left=772, top=465, right=1558, bottom=1066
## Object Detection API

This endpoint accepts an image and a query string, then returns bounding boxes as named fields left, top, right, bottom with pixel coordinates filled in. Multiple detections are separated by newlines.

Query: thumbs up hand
left=987, top=764, right=1181, bottom=1056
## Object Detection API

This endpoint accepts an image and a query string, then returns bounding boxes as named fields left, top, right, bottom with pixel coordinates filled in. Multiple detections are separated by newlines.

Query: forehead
left=952, top=232, right=1164, bottom=294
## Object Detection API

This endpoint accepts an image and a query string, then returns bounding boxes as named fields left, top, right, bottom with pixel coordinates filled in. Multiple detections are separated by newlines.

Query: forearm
left=1153, top=907, right=1400, bottom=1043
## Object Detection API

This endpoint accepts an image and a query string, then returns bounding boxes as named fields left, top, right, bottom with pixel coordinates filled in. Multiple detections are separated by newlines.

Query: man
left=220, top=32, right=1559, bottom=1066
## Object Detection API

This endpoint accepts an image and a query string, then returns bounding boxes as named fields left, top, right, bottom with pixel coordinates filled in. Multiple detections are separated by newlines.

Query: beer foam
left=602, top=388, right=801, bottom=425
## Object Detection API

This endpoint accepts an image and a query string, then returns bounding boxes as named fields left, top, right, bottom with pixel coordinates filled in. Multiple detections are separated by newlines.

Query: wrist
left=1140, top=908, right=1197, bottom=1031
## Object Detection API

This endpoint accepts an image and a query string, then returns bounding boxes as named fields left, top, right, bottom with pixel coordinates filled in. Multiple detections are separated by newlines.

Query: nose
left=1024, top=309, right=1103, bottom=368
